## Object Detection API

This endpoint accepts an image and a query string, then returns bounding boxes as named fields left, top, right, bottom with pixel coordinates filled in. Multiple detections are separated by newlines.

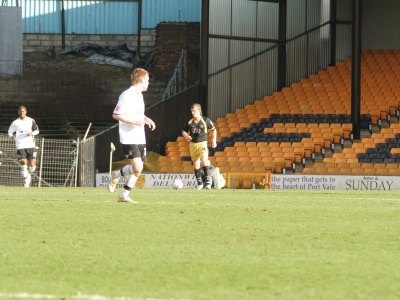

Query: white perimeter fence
left=0, top=134, right=79, bottom=187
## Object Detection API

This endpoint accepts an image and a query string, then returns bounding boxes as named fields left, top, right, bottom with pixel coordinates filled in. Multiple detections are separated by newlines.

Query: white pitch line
left=0, top=292, right=189, bottom=300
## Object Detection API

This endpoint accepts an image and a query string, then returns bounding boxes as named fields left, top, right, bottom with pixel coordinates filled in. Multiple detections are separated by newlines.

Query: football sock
left=121, top=165, right=133, bottom=177
left=203, top=165, right=212, bottom=185
left=203, top=165, right=210, bottom=176
left=124, top=174, right=139, bottom=191
left=20, top=165, right=28, bottom=178
left=195, top=168, right=202, bottom=184
left=122, top=173, right=138, bottom=194
left=126, top=174, right=139, bottom=188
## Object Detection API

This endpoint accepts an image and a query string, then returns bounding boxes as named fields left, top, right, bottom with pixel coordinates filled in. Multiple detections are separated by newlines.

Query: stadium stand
left=157, top=49, right=400, bottom=182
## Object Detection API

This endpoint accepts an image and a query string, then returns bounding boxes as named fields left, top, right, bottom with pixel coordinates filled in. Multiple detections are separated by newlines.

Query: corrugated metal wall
left=286, top=0, right=306, bottom=85
left=64, top=1, right=138, bottom=34
left=287, top=0, right=306, bottom=39
left=208, top=0, right=232, bottom=119
left=336, top=0, right=352, bottom=61
left=5, top=0, right=201, bottom=34
left=208, top=0, right=279, bottom=120
left=286, top=0, right=331, bottom=86
left=21, top=0, right=60, bottom=33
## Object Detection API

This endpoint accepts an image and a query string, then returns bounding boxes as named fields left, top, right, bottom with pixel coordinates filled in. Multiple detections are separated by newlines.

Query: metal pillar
left=351, top=0, right=362, bottom=139
left=137, top=0, right=142, bottom=57
left=277, top=0, right=287, bottom=91
left=61, top=0, right=65, bottom=49
left=329, top=0, right=337, bottom=66
left=200, top=0, right=209, bottom=114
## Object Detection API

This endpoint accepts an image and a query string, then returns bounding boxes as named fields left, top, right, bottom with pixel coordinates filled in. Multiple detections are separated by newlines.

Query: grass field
left=0, top=187, right=399, bottom=300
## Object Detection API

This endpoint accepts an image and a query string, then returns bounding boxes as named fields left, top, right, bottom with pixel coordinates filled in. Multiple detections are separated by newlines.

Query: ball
left=173, top=179, right=184, bottom=189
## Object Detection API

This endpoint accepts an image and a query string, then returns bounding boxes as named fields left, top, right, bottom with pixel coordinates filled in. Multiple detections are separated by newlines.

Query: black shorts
left=17, top=148, right=37, bottom=160
left=122, top=144, right=147, bottom=161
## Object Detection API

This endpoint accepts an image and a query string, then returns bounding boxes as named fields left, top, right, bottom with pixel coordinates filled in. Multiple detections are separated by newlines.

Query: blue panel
left=17, top=0, right=60, bottom=33
left=142, top=0, right=201, bottom=28
left=64, top=1, right=138, bottom=35
left=8, top=0, right=200, bottom=34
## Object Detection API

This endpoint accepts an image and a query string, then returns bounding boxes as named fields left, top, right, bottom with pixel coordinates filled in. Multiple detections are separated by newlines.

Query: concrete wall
left=23, top=30, right=156, bottom=54
left=0, top=7, right=23, bottom=75
left=362, top=0, right=400, bottom=49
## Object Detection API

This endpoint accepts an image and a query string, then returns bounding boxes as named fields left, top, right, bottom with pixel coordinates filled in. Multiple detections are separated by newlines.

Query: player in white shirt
left=8, top=106, right=40, bottom=188
left=108, top=68, right=156, bottom=203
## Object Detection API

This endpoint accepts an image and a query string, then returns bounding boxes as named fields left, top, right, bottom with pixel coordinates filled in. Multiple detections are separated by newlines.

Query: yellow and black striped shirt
left=182, top=117, right=215, bottom=143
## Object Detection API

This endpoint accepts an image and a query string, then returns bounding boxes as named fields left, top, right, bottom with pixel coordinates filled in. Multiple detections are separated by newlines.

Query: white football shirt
left=8, top=116, right=39, bottom=150
left=113, top=86, right=146, bottom=144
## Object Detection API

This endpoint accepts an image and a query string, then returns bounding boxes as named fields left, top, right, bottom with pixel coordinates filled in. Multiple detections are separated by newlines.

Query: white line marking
left=0, top=292, right=189, bottom=300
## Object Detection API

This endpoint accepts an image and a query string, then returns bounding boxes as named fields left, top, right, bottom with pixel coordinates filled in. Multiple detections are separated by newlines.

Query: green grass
left=0, top=187, right=399, bottom=300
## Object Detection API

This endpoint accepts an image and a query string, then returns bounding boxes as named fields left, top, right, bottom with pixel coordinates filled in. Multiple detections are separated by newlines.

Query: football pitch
left=0, top=187, right=399, bottom=300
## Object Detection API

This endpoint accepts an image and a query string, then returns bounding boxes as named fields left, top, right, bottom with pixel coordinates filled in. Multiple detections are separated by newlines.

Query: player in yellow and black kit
left=182, top=103, right=217, bottom=189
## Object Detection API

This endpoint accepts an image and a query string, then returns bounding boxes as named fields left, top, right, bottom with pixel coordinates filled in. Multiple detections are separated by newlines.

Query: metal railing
left=162, top=49, right=187, bottom=100
left=0, top=135, right=78, bottom=187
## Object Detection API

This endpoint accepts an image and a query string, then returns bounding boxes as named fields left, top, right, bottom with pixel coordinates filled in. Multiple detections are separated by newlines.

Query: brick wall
left=152, top=22, right=200, bottom=86
left=23, top=30, right=156, bottom=54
